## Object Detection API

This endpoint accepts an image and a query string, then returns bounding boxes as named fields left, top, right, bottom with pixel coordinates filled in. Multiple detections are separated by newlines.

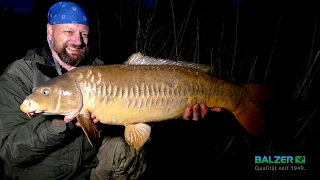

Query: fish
left=20, top=61, right=273, bottom=150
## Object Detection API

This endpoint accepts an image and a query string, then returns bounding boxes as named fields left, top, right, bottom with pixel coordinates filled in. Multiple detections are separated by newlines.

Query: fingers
left=200, top=103, right=209, bottom=118
left=91, top=114, right=99, bottom=123
left=64, top=117, right=82, bottom=127
left=75, top=122, right=81, bottom=127
left=211, top=107, right=222, bottom=112
left=64, top=117, right=74, bottom=124
left=192, top=104, right=200, bottom=121
left=64, top=114, right=99, bottom=128
left=182, top=107, right=192, bottom=120
left=182, top=104, right=201, bottom=121
left=183, top=104, right=222, bottom=121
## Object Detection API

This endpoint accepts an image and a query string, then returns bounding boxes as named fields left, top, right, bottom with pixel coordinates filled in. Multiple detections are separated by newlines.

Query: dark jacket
left=0, top=44, right=105, bottom=180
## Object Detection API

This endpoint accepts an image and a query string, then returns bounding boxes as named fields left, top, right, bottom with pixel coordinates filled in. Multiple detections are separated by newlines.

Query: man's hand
left=64, top=114, right=99, bottom=127
left=182, top=104, right=222, bottom=121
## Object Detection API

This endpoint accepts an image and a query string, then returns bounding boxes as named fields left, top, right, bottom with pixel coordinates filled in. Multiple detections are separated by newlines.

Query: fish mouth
left=20, top=100, right=43, bottom=119
left=20, top=107, right=39, bottom=119
left=23, top=109, right=47, bottom=119
left=20, top=107, right=34, bottom=119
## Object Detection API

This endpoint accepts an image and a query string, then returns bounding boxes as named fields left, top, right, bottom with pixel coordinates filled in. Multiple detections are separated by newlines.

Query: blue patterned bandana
left=47, top=1, right=89, bottom=26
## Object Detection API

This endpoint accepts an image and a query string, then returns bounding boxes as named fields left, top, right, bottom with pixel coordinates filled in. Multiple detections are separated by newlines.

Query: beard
left=51, top=38, right=89, bottom=66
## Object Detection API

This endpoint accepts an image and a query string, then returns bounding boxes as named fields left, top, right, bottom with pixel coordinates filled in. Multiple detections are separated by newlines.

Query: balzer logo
left=295, top=156, right=306, bottom=164
left=255, top=156, right=306, bottom=164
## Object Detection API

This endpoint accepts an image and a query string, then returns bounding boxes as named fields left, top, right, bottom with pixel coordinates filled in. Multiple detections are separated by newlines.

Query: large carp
left=20, top=58, right=273, bottom=150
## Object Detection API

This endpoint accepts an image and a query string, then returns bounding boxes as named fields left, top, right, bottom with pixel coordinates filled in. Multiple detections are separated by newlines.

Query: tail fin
left=234, top=84, right=274, bottom=136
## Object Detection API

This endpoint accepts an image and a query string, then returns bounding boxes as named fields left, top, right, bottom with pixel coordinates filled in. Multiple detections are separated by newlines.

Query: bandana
left=47, top=1, right=89, bottom=26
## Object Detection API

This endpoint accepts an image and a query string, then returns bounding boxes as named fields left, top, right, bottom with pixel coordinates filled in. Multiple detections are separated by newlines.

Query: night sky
left=0, top=0, right=34, bottom=14
left=1, top=0, right=320, bottom=179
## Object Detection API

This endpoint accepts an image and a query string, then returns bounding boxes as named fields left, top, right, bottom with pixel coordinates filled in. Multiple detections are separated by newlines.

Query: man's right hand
left=64, top=114, right=99, bottom=127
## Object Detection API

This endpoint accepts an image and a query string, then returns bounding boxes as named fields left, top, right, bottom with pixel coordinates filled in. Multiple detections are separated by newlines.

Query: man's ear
left=47, top=23, right=53, bottom=39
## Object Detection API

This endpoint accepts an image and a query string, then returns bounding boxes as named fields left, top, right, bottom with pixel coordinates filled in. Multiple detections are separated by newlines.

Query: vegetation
left=107, top=1, right=319, bottom=179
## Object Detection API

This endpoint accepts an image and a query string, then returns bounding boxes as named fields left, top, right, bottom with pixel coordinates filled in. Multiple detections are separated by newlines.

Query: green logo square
left=295, top=156, right=306, bottom=164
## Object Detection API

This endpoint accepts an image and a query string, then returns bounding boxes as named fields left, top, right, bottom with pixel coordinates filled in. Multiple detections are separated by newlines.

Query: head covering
left=47, top=1, right=89, bottom=26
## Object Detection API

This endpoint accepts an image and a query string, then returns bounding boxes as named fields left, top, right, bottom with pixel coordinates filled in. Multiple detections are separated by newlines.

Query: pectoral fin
left=124, top=123, right=151, bottom=150
left=77, top=113, right=101, bottom=149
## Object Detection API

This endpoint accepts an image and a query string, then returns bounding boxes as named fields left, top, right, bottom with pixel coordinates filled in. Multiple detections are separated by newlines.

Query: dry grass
left=100, top=0, right=320, bottom=178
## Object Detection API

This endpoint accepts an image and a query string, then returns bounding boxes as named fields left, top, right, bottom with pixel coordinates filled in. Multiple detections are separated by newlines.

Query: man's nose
left=72, top=33, right=83, bottom=45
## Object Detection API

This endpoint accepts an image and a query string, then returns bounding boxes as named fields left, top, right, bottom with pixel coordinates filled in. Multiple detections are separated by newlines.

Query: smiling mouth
left=66, top=46, right=81, bottom=52
left=67, top=46, right=79, bottom=50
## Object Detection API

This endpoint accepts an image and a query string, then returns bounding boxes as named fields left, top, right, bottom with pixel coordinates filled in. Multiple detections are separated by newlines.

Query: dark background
left=1, top=0, right=320, bottom=179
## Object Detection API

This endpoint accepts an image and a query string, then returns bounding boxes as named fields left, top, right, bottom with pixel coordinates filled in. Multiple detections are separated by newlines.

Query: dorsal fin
left=124, top=52, right=214, bottom=73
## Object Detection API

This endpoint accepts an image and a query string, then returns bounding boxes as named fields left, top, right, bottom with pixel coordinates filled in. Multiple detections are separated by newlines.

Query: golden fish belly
left=75, top=65, right=249, bottom=125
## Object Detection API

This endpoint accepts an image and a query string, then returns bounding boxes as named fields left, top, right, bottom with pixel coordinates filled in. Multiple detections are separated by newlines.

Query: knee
left=91, top=136, right=148, bottom=180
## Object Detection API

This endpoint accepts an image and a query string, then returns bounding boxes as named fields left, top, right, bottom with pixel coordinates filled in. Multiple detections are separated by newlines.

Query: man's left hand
left=183, top=104, right=222, bottom=120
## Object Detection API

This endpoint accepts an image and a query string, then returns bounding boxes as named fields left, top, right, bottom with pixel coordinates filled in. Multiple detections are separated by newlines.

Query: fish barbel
left=20, top=63, right=273, bottom=150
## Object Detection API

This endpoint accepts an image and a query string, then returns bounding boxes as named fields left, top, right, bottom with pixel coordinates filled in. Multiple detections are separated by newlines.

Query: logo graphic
left=295, top=156, right=306, bottom=164
left=255, top=156, right=306, bottom=164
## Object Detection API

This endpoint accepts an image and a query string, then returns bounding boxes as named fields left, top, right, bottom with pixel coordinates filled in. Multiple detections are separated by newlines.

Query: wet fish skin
left=20, top=64, right=272, bottom=150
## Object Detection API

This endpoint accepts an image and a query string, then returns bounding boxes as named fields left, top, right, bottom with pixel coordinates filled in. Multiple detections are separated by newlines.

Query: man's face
left=48, top=24, right=89, bottom=66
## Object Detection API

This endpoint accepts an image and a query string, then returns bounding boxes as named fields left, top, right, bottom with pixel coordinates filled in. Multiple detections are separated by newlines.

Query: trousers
left=90, top=136, right=148, bottom=180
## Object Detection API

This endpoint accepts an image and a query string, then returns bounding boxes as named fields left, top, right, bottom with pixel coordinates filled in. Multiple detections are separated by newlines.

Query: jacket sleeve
left=0, top=73, right=73, bottom=166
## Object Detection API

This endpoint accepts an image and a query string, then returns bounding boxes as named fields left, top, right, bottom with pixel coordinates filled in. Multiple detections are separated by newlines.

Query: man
left=0, top=1, right=219, bottom=180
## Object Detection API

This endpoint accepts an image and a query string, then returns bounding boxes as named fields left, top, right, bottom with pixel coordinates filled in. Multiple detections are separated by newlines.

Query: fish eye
left=41, top=88, right=50, bottom=96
